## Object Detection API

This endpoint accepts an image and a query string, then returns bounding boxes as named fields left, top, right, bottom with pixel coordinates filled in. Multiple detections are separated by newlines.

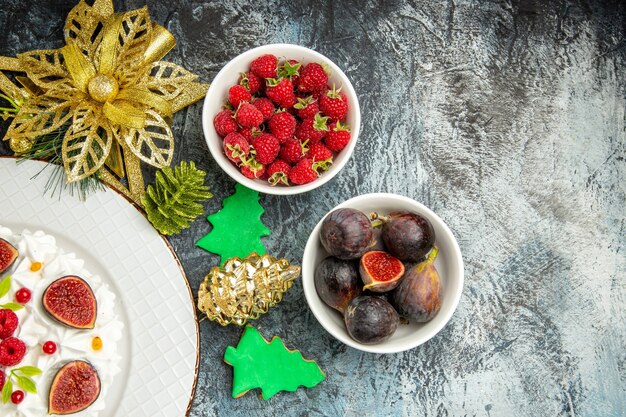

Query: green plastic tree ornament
left=224, top=326, right=325, bottom=400
left=196, top=183, right=270, bottom=264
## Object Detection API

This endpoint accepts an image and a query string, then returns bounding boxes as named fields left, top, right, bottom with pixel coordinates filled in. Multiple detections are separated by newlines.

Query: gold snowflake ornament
left=0, top=0, right=207, bottom=202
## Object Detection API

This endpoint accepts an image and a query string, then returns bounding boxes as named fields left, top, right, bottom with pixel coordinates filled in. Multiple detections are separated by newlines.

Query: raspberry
left=239, top=71, right=263, bottom=94
left=0, top=370, right=5, bottom=391
left=251, top=133, right=280, bottom=165
left=213, top=109, right=238, bottom=137
left=289, top=159, right=318, bottom=185
left=266, top=78, right=297, bottom=108
left=277, top=60, right=302, bottom=82
left=238, top=127, right=261, bottom=143
left=280, top=139, right=308, bottom=164
left=0, top=337, right=27, bottom=367
left=319, top=85, right=348, bottom=121
left=235, top=103, right=263, bottom=128
left=223, top=133, right=250, bottom=164
left=228, top=85, right=252, bottom=108
left=267, top=159, right=292, bottom=186
left=295, top=113, right=329, bottom=145
left=297, top=63, right=328, bottom=92
left=294, top=96, right=319, bottom=120
left=250, top=54, right=278, bottom=79
left=252, top=97, right=275, bottom=122
left=241, top=163, right=266, bottom=179
left=268, top=111, right=297, bottom=143
left=309, top=142, right=333, bottom=163
left=0, top=309, right=18, bottom=339
left=324, top=121, right=351, bottom=152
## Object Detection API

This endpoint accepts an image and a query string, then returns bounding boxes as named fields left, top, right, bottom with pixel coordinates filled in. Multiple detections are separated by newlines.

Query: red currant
left=15, top=288, right=31, bottom=304
left=42, top=341, right=57, bottom=355
left=11, top=390, right=24, bottom=404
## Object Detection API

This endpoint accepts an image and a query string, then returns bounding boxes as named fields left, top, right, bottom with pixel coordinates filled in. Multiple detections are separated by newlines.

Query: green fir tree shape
left=196, top=183, right=270, bottom=264
left=224, top=326, right=325, bottom=400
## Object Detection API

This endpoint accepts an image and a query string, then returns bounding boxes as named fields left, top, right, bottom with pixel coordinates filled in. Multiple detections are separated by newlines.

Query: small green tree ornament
left=141, top=161, right=212, bottom=235
left=224, top=326, right=325, bottom=400
left=196, top=183, right=270, bottom=264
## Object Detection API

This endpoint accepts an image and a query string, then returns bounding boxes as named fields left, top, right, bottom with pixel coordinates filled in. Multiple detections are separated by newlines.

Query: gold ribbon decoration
left=0, top=0, right=208, bottom=205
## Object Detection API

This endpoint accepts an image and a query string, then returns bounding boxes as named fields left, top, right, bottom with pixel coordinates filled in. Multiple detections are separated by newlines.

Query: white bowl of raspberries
left=202, top=43, right=360, bottom=195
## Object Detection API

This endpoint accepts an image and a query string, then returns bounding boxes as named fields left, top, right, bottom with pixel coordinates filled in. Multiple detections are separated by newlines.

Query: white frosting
left=0, top=227, right=123, bottom=417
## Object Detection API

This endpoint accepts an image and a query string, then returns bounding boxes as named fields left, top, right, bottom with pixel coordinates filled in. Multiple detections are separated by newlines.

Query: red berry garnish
left=15, top=287, right=32, bottom=304
left=11, top=390, right=24, bottom=404
left=0, top=370, right=5, bottom=391
left=0, top=337, right=27, bottom=367
left=43, top=341, right=57, bottom=355
left=0, top=309, right=19, bottom=339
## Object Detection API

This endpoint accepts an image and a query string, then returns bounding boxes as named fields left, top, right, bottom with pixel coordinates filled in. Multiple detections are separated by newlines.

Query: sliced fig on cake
left=43, top=276, right=97, bottom=329
left=0, top=238, right=18, bottom=273
left=359, top=251, right=405, bottom=292
left=49, top=361, right=101, bottom=415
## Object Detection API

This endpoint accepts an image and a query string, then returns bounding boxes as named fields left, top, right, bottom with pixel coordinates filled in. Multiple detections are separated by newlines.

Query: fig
left=320, top=208, right=373, bottom=260
left=315, top=257, right=362, bottom=313
left=49, top=361, right=101, bottom=415
left=369, top=226, right=386, bottom=251
left=344, top=296, right=399, bottom=344
left=0, top=238, right=18, bottom=273
left=382, top=211, right=435, bottom=262
left=359, top=251, right=405, bottom=292
left=391, top=247, right=442, bottom=322
left=43, top=276, right=97, bottom=329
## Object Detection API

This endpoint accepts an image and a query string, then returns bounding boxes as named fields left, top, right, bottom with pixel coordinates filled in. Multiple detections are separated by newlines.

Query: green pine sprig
left=1, top=366, right=42, bottom=403
left=16, top=123, right=105, bottom=200
left=0, top=275, right=23, bottom=311
left=141, top=161, right=213, bottom=235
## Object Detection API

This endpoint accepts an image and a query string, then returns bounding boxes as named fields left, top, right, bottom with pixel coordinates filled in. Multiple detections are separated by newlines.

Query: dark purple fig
left=344, top=296, right=399, bottom=344
left=320, top=208, right=373, bottom=260
left=360, top=251, right=405, bottom=293
left=315, top=257, right=362, bottom=313
left=49, top=361, right=101, bottom=415
left=368, top=226, right=386, bottom=251
left=391, top=247, right=442, bottom=322
left=0, top=238, right=18, bottom=273
left=382, top=211, right=435, bottom=262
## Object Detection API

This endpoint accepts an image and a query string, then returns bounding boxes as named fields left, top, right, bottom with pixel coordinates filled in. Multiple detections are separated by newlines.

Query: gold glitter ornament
left=198, top=253, right=301, bottom=326
left=88, top=74, right=119, bottom=103
left=0, top=0, right=208, bottom=205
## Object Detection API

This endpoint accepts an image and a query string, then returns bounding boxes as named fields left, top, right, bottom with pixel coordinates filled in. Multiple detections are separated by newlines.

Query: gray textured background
left=1, top=1, right=625, bottom=416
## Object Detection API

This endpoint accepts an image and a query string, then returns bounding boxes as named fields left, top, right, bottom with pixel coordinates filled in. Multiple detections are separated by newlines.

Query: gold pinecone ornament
left=198, top=253, right=301, bottom=326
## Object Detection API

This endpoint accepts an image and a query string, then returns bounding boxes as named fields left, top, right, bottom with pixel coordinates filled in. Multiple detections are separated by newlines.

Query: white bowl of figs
left=302, top=193, right=464, bottom=353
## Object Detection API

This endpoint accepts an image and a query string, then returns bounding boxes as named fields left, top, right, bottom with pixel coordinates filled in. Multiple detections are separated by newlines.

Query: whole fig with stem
left=320, top=208, right=373, bottom=260
left=391, top=247, right=442, bottom=322
left=380, top=211, right=435, bottom=262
